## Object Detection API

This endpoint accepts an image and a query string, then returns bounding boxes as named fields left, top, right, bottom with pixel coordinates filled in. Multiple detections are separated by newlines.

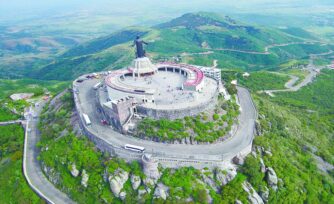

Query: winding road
left=23, top=103, right=75, bottom=204
left=75, top=78, right=257, bottom=161
left=181, top=41, right=332, bottom=57
left=259, top=54, right=331, bottom=96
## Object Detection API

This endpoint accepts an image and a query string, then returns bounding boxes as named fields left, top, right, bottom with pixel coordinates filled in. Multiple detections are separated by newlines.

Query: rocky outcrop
left=259, top=186, right=269, bottom=203
left=242, top=181, right=264, bottom=204
left=260, top=158, right=266, bottom=173
left=205, top=188, right=213, bottom=204
left=153, top=183, right=169, bottom=200
left=142, top=154, right=160, bottom=185
left=264, top=150, right=272, bottom=157
left=255, top=120, right=262, bottom=136
left=108, top=168, right=129, bottom=197
left=143, top=177, right=156, bottom=187
left=215, top=167, right=237, bottom=186
left=42, top=163, right=60, bottom=185
left=202, top=175, right=219, bottom=192
left=233, top=154, right=245, bottom=165
left=200, top=169, right=219, bottom=192
left=70, top=164, right=79, bottom=177
left=81, top=169, right=89, bottom=188
left=130, top=174, right=141, bottom=190
left=138, top=187, right=148, bottom=199
left=119, top=191, right=127, bottom=201
left=266, top=167, right=278, bottom=191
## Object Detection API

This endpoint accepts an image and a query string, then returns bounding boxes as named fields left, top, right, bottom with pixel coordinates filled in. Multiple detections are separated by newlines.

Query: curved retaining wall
left=72, top=78, right=256, bottom=169
left=137, top=91, right=218, bottom=120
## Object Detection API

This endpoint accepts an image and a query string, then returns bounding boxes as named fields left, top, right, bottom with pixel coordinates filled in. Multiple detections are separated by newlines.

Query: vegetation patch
left=0, top=125, right=42, bottom=204
left=222, top=70, right=290, bottom=91
left=135, top=95, right=239, bottom=143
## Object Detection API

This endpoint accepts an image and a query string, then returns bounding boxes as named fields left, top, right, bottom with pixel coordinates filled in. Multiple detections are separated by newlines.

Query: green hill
left=30, top=12, right=330, bottom=81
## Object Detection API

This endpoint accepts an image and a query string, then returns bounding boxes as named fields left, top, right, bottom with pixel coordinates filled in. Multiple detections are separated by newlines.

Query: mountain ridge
left=30, top=12, right=327, bottom=80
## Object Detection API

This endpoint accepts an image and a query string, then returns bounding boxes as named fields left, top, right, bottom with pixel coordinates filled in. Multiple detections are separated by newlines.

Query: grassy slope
left=222, top=70, right=290, bottom=91
left=242, top=69, right=334, bottom=203
left=29, top=12, right=331, bottom=81
left=0, top=79, right=69, bottom=100
left=36, top=70, right=334, bottom=203
left=238, top=72, right=290, bottom=91
left=39, top=91, right=236, bottom=203
left=0, top=125, right=42, bottom=204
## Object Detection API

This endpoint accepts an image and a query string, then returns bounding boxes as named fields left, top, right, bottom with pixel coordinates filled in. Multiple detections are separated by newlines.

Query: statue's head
left=136, top=35, right=140, bottom=39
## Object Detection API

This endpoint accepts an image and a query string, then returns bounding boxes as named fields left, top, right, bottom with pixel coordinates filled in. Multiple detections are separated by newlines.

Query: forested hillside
left=29, top=12, right=332, bottom=80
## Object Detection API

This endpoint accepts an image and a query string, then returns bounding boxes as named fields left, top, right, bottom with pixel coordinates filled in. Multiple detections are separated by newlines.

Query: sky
left=0, top=0, right=333, bottom=25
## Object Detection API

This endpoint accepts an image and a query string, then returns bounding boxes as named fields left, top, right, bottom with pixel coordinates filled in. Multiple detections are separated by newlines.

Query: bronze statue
left=133, top=36, right=148, bottom=58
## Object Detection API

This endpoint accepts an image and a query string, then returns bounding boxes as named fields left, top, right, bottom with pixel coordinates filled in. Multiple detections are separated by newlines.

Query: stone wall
left=137, top=91, right=218, bottom=120
left=72, top=79, right=255, bottom=170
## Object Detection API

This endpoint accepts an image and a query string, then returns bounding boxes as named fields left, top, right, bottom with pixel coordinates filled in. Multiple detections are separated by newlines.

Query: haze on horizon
left=1, top=0, right=333, bottom=24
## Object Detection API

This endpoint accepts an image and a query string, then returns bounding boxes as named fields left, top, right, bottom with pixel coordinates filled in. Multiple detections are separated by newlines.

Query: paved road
left=23, top=103, right=75, bottom=204
left=207, top=41, right=321, bottom=55
left=260, top=57, right=328, bottom=96
left=284, top=75, right=299, bottom=89
left=0, top=119, right=23, bottom=126
left=75, top=78, right=257, bottom=159
left=183, top=41, right=331, bottom=57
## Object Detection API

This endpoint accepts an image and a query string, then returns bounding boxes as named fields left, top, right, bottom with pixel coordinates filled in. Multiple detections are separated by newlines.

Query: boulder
left=216, top=168, right=237, bottom=186
left=235, top=200, right=243, bottom=204
left=108, top=168, right=129, bottom=197
left=119, top=191, right=126, bottom=201
left=251, top=151, right=257, bottom=158
left=81, top=169, right=89, bottom=188
left=260, top=158, right=266, bottom=173
left=130, top=174, right=141, bottom=190
left=185, top=137, right=191, bottom=144
left=181, top=138, right=186, bottom=144
left=142, top=154, right=160, bottom=181
left=138, top=188, right=147, bottom=198
left=153, top=183, right=169, bottom=200
left=143, top=177, right=155, bottom=187
left=255, top=120, right=262, bottom=136
left=266, top=167, right=278, bottom=191
left=242, top=181, right=264, bottom=204
left=264, top=150, right=272, bottom=157
left=232, top=155, right=244, bottom=165
left=70, top=164, right=79, bottom=177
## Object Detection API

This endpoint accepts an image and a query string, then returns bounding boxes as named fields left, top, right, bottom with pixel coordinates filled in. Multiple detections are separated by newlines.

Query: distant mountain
left=30, top=12, right=330, bottom=81
left=61, top=29, right=149, bottom=58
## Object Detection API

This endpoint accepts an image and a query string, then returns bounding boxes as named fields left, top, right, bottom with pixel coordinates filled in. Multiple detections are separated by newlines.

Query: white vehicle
left=124, top=144, right=145, bottom=152
left=93, top=82, right=102, bottom=90
left=82, top=113, right=91, bottom=126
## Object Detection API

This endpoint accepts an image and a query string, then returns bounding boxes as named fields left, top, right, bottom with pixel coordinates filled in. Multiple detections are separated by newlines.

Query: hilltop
left=29, top=12, right=331, bottom=81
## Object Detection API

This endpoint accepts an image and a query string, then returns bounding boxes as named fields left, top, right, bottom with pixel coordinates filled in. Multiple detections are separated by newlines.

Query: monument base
left=131, top=57, right=157, bottom=77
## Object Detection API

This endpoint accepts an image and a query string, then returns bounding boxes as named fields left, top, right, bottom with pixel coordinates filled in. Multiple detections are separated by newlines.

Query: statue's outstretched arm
left=143, top=41, right=148, bottom=45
